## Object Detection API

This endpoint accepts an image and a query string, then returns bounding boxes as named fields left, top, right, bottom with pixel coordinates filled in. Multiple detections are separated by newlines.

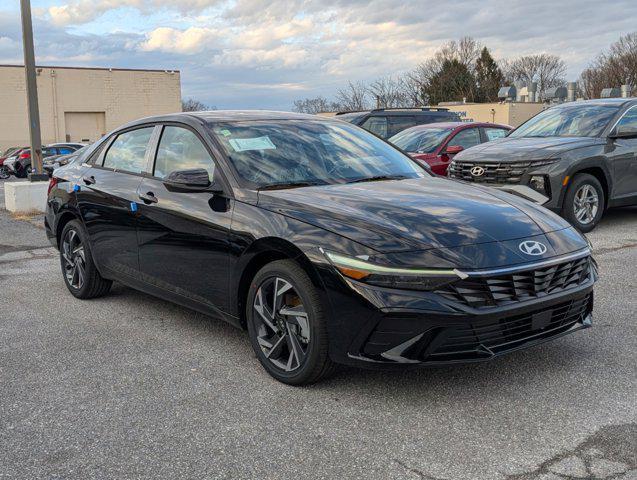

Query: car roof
left=118, top=110, right=338, bottom=130
left=337, top=108, right=454, bottom=117
left=551, top=97, right=637, bottom=107
left=399, top=121, right=511, bottom=132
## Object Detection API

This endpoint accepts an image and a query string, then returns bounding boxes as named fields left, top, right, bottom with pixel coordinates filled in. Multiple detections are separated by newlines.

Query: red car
left=389, top=122, right=512, bottom=175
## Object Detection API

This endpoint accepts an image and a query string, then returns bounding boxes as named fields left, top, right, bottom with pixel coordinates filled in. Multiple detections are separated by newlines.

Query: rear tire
left=561, top=173, right=605, bottom=233
left=246, top=260, right=336, bottom=385
left=0, top=166, right=9, bottom=179
left=60, top=220, right=112, bottom=299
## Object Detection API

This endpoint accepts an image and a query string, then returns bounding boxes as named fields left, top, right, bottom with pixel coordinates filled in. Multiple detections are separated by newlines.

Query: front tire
left=561, top=173, right=605, bottom=233
left=60, top=220, right=112, bottom=299
left=246, top=260, right=336, bottom=385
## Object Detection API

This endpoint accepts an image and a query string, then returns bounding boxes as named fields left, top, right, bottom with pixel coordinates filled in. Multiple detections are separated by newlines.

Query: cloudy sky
left=1, top=0, right=636, bottom=110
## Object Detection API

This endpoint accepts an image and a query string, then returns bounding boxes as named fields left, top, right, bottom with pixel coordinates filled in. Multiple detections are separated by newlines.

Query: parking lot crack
left=594, top=242, right=637, bottom=255
left=505, top=423, right=636, bottom=480
left=393, top=459, right=447, bottom=480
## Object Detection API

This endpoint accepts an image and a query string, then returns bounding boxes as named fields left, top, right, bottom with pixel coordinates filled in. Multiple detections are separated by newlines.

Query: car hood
left=454, top=136, right=604, bottom=162
left=257, top=177, right=574, bottom=255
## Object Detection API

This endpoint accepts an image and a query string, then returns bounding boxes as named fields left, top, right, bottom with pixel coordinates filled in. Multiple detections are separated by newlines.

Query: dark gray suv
left=449, top=98, right=637, bottom=231
left=336, top=107, right=461, bottom=139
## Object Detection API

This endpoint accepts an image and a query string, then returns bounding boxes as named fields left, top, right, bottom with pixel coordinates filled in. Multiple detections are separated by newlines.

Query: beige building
left=440, top=102, right=546, bottom=127
left=0, top=65, right=181, bottom=151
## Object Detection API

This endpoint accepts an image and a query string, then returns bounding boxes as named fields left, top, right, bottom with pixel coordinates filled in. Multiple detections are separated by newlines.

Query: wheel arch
left=233, top=237, right=325, bottom=329
left=55, top=210, right=81, bottom=248
left=572, top=167, right=611, bottom=211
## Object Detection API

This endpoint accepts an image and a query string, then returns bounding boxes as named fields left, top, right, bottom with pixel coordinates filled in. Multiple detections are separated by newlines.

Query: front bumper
left=347, top=288, right=592, bottom=366
left=317, top=253, right=595, bottom=368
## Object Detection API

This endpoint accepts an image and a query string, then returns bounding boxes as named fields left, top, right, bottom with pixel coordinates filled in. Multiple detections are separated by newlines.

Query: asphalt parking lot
left=0, top=177, right=635, bottom=480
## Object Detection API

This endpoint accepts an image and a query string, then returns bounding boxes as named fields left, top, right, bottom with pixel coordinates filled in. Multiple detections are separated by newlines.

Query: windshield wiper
left=258, top=180, right=329, bottom=191
left=348, top=175, right=408, bottom=184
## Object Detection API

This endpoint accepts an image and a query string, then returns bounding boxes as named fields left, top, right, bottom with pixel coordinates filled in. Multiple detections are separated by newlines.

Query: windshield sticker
left=228, top=136, right=276, bottom=152
left=218, top=129, right=232, bottom=137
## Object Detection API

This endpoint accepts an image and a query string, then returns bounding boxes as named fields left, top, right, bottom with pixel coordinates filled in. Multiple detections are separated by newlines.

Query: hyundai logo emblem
left=519, top=241, right=548, bottom=256
left=470, top=166, right=485, bottom=177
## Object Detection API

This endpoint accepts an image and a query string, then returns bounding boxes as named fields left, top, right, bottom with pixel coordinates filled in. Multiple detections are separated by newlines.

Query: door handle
left=139, top=192, right=158, bottom=204
left=83, top=175, right=96, bottom=185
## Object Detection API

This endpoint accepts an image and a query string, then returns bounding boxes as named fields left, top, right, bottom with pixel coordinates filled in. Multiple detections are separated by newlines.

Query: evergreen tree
left=475, top=47, right=504, bottom=102
left=422, top=59, right=476, bottom=104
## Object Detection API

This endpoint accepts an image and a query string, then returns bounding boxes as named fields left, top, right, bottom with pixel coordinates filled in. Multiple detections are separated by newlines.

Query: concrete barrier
left=4, top=181, right=49, bottom=214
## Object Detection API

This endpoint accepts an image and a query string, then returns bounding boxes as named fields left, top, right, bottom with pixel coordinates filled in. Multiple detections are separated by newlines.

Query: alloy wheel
left=62, top=229, right=86, bottom=290
left=0, top=166, right=9, bottom=179
left=253, top=277, right=311, bottom=372
left=574, top=184, right=599, bottom=225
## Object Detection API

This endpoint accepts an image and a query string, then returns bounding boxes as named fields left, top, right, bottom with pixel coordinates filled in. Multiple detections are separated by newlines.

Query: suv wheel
left=60, top=220, right=112, bottom=299
left=246, top=260, right=336, bottom=385
left=562, top=173, right=605, bottom=232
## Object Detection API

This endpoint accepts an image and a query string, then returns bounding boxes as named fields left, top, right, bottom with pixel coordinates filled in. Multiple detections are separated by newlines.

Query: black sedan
left=45, top=111, right=597, bottom=384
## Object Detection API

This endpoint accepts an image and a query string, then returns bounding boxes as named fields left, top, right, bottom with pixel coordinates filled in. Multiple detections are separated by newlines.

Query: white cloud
left=8, top=0, right=637, bottom=109
left=140, top=27, right=221, bottom=54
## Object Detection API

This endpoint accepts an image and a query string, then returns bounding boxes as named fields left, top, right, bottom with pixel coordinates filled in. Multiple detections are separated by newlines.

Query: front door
left=135, top=125, right=233, bottom=313
left=77, top=126, right=155, bottom=279
left=609, top=106, right=637, bottom=201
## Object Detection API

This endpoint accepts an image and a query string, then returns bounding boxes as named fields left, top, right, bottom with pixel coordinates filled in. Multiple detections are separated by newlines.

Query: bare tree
left=181, top=98, right=215, bottom=112
left=367, top=76, right=415, bottom=108
left=507, top=54, right=567, bottom=99
left=579, top=32, right=637, bottom=98
left=292, top=96, right=341, bottom=114
left=335, top=81, right=370, bottom=111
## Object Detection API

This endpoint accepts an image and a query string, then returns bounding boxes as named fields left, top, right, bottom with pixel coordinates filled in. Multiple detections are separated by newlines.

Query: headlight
left=322, top=250, right=467, bottom=291
left=529, top=175, right=550, bottom=196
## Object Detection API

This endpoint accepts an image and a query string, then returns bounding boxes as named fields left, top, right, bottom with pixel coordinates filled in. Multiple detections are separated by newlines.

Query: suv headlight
left=323, top=250, right=467, bottom=291
left=529, top=175, right=550, bottom=196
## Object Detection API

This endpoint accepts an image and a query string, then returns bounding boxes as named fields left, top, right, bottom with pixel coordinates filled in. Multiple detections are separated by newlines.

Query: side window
left=615, top=107, right=637, bottom=131
left=484, top=128, right=508, bottom=141
left=154, top=126, right=215, bottom=180
left=449, top=128, right=481, bottom=149
left=361, top=116, right=388, bottom=138
left=388, top=116, right=416, bottom=137
left=58, top=147, right=74, bottom=155
left=103, top=127, right=154, bottom=173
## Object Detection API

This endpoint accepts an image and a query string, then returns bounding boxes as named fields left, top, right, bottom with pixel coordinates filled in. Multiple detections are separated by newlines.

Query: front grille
left=448, top=159, right=555, bottom=184
left=436, top=256, right=592, bottom=308
left=426, top=294, right=592, bottom=361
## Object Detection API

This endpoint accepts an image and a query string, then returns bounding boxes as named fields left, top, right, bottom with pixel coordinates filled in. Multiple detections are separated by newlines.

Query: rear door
left=135, top=124, right=233, bottom=313
left=77, top=125, right=157, bottom=279
left=388, top=116, right=416, bottom=137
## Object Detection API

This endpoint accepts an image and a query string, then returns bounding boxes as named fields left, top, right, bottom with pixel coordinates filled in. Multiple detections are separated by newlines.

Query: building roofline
left=0, top=64, right=180, bottom=73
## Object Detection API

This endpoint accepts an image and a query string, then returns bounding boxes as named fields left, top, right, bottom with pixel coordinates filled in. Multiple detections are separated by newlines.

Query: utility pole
left=20, top=0, right=48, bottom=182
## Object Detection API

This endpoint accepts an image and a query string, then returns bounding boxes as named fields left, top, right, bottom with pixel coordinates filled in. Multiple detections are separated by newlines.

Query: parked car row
left=346, top=100, right=637, bottom=232
left=0, top=143, right=86, bottom=179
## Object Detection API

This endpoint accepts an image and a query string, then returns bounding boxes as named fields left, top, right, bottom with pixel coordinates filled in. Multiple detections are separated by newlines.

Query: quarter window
left=614, top=107, right=637, bottom=131
left=103, top=127, right=154, bottom=173
left=361, top=117, right=388, bottom=138
left=154, top=126, right=215, bottom=179
left=449, top=128, right=481, bottom=149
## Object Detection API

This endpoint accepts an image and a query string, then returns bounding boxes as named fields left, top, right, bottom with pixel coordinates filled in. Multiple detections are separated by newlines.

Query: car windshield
left=389, top=127, right=453, bottom=153
left=210, top=120, right=425, bottom=189
left=510, top=104, right=620, bottom=138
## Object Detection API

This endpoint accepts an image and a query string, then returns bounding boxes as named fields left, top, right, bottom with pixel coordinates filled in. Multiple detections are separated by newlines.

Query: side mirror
left=445, top=145, right=464, bottom=155
left=163, top=168, right=220, bottom=193
left=609, top=126, right=637, bottom=139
